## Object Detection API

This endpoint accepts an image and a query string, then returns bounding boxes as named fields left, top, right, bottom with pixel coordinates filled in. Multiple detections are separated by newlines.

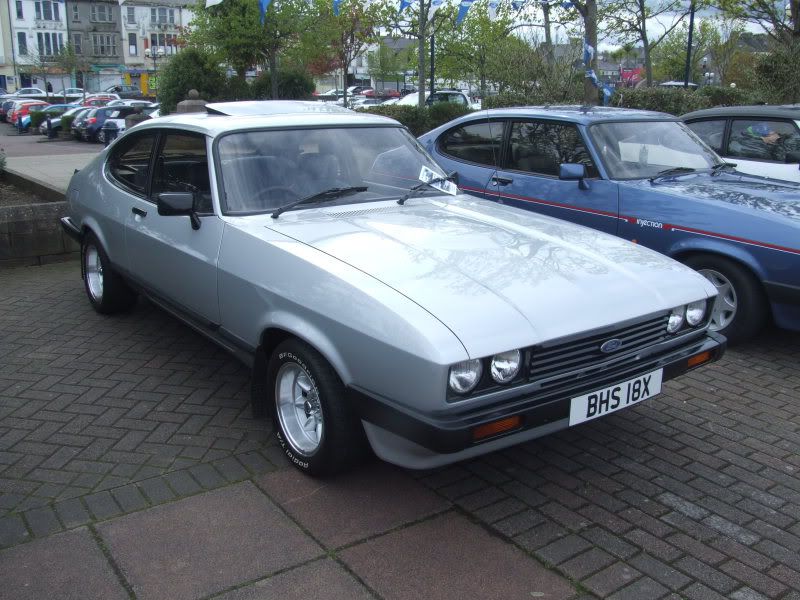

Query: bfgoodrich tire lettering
left=81, top=232, right=137, bottom=314
left=684, top=253, right=767, bottom=344
left=267, top=339, right=366, bottom=476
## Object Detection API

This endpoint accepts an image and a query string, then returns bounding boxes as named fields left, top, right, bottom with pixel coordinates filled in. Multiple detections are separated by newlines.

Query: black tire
left=81, top=232, right=137, bottom=314
left=267, top=339, right=366, bottom=476
left=97, top=129, right=106, bottom=144
left=683, top=254, right=767, bottom=344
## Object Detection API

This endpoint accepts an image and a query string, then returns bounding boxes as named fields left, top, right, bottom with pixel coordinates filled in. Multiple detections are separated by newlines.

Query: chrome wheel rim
left=84, top=245, right=104, bottom=302
left=698, top=268, right=736, bottom=331
left=275, top=362, right=323, bottom=456
left=98, top=130, right=105, bottom=143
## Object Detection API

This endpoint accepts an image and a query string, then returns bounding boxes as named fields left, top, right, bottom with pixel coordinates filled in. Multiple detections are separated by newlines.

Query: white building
left=7, top=0, right=70, bottom=90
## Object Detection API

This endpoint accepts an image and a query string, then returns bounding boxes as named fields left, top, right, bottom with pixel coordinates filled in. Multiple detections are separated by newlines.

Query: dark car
left=0, top=99, right=15, bottom=121
left=419, top=105, right=800, bottom=344
left=78, top=106, right=139, bottom=142
left=105, top=84, right=142, bottom=99
left=70, top=107, right=94, bottom=139
left=682, top=104, right=800, bottom=183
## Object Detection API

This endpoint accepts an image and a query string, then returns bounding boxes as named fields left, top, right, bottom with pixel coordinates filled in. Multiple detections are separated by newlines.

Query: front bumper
left=60, top=216, right=82, bottom=243
left=351, top=332, right=725, bottom=465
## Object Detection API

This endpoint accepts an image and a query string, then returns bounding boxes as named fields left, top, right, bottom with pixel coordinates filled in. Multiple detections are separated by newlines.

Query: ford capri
left=419, top=106, right=800, bottom=344
left=61, top=101, right=724, bottom=475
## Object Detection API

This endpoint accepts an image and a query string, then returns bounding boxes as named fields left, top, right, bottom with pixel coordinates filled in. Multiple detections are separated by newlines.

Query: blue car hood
left=620, top=172, right=800, bottom=222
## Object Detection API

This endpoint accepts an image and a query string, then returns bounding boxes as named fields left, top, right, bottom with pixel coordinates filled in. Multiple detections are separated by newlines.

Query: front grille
left=529, top=313, right=670, bottom=388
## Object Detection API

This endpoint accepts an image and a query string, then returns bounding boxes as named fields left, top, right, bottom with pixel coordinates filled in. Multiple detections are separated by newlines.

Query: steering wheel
left=251, top=186, right=300, bottom=208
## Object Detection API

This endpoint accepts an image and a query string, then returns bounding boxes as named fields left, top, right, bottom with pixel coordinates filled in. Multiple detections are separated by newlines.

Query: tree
left=367, top=42, right=412, bottom=91
left=705, top=18, right=745, bottom=86
left=560, top=0, right=599, bottom=104
left=53, top=43, right=91, bottom=100
left=19, top=51, right=59, bottom=99
left=602, top=0, right=694, bottom=86
left=157, top=47, right=227, bottom=113
left=718, top=0, right=799, bottom=44
left=651, top=20, right=715, bottom=83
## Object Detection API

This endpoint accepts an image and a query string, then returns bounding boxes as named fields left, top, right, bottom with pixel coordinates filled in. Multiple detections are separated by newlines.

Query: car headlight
left=448, top=359, right=482, bottom=394
left=686, top=300, right=706, bottom=326
left=667, top=306, right=685, bottom=333
left=490, top=350, right=521, bottom=384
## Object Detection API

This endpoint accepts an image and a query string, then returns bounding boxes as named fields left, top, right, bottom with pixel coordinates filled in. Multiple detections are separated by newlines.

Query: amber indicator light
left=687, top=351, right=712, bottom=368
left=473, top=416, right=522, bottom=441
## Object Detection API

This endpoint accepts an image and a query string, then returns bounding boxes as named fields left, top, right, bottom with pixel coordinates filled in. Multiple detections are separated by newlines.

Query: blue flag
left=511, top=1, right=523, bottom=10
left=456, top=0, right=473, bottom=24
left=259, top=0, right=272, bottom=22
left=560, top=1, right=573, bottom=8
left=333, top=0, right=343, bottom=15
left=399, top=0, right=413, bottom=11
left=583, top=40, right=594, bottom=66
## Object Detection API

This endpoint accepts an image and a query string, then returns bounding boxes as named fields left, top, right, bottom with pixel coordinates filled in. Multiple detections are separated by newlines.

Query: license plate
left=569, top=369, right=663, bottom=426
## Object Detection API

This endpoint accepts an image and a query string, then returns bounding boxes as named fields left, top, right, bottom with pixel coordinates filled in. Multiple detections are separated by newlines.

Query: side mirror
left=785, top=151, right=800, bottom=165
left=559, top=163, right=590, bottom=190
left=157, top=192, right=201, bottom=230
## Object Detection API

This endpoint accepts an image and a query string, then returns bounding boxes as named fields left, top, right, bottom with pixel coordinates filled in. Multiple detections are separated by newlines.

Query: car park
left=682, top=105, right=800, bottom=183
left=77, top=106, right=141, bottom=142
left=419, top=106, right=800, bottom=344
left=7, top=100, right=49, bottom=126
left=61, top=100, right=724, bottom=475
left=26, top=103, right=79, bottom=131
left=38, top=105, right=86, bottom=135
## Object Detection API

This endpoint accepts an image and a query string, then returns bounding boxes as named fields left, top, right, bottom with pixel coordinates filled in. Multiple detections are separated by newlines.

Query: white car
left=396, top=89, right=480, bottom=110
left=106, top=99, right=155, bottom=109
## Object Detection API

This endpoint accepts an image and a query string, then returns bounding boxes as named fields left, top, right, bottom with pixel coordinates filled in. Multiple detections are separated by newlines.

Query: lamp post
left=144, top=47, right=165, bottom=96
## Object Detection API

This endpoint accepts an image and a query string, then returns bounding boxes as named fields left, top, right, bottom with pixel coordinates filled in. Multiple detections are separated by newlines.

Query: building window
left=92, top=34, right=117, bottom=56
left=15, top=0, right=23, bottom=19
left=127, top=6, right=135, bottom=23
left=73, top=33, right=82, bottom=54
left=17, top=32, right=28, bottom=55
left=128, top=33, right=137, bottom=56
left=150, top=7, right=174, bottom=24
left=37, top=32, right=63, bottom=56
left=34, top=1, right=59, bottom=21
left=90, top=3, right=112, bottom=23
left=149, top=33, right=178, bottom=55
left=72, top=4, right=79, bottom=21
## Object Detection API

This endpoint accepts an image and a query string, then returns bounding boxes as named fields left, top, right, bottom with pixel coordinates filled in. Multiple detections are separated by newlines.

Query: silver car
left=61, top=101, right=725, bottom=475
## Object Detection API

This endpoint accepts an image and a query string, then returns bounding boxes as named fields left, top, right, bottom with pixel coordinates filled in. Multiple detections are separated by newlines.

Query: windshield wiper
left=397, top=173, right=457, bottom=205
left=271, top=186, right=368, bottom=219
left=649, top=167, right=696, bottom=183
left=710, top=162, right=737, bottom=175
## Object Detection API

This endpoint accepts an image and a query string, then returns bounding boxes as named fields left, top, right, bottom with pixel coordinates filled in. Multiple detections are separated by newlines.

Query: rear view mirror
left=157, top=192, right=201, bottom=230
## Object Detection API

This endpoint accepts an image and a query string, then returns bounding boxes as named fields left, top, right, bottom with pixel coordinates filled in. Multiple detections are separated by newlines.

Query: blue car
left=419, top=106, right=800, bottom=343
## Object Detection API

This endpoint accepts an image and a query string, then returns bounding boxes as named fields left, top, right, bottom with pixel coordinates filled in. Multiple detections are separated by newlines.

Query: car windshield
left=217, top=126, right=446, bottom=214
left=589, top=120, right=723, bottom=179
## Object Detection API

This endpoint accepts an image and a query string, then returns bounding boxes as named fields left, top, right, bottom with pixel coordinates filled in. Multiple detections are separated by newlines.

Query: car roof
left=130, top=101, right=400, bottom=137
left=476, top=105, right=675, bottom=124
left=682, top=104, right=800, bottom=120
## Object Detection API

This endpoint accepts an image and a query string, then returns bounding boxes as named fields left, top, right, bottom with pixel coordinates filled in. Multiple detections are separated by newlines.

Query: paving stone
left=83, top=490, right=122, bottom=521
left=98, top=482, right=321, bottom=600
left=24, top=505, right=62, bottom=537
left=111, top=484, right=149, bottom=513
left=53, top=497, right=91, bottom=528
left=535, top=533, right=593, bottom=566
left=719, top=560, right=787, bottom=598
left=257, top=462, right=449, bottom=548
left=0, top=514, right=30, bottom=547
left=163, top=469, right=202, bottom=497
left=607, top=576, right=670, bottom=600
left=558, top=547, right=617, bottom=580
left=340, top=512, right=576, bottom=600
left=583, top=562, right=642, bottom=597
left=629, top=553, right=692, bottom=591
left=213, top=559, right=374, bottom=600
left=0, top=527, right=128, bottom=599
left=673, top=557, right=738, bottom=595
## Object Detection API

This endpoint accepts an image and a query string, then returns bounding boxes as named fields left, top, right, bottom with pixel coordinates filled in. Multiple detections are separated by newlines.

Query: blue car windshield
left=589, top=121, right=723, bottom=180
left=217, top=126, right=446, bottom=214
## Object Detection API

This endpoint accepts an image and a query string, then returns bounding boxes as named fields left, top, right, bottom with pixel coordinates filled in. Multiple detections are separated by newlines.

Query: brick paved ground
left=1, top=261, right=799, bottom=599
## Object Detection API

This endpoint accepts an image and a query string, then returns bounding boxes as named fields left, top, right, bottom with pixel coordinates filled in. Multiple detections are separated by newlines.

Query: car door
left=725, top=118, right=800, bottom=182
left=426, top=117, right=502, bottom=196
left=124, top=128, right=223, bottom=325
left=484, top=119, right=620, bottom=235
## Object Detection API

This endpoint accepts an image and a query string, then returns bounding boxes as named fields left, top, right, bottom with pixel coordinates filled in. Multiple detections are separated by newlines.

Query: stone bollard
left=176, top=89, right=207, bottom=114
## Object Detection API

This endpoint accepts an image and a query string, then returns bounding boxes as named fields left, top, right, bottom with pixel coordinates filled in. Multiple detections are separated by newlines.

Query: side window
left=507, top=121, right=598, bottom=178
left=152, top=132, right=213, bottom=214
left=686, top=119, right=726, bottom=153
left=107, top=131, right=157, bottom=195
left=438, top=121, right=502, bottom=167
left=727, top=119, right=800, bottom=162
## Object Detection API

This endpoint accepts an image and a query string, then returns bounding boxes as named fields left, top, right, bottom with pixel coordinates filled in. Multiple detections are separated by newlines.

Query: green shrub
left=251, top=68, right=315, bottom=100
left=60, top=114, right=75, bottom=130
left=696, top=85, right=765, bottom=107
left=220, top=76, right=252, bottom=102
left=357, top=104, right=474, bottom=136
left=483, top=92, right=535, bottom=109
left=428, top=103, right=473, bottom=129
left=610, top=87, right=712, bottom=115
left=29, top=111, right=49, bottom=128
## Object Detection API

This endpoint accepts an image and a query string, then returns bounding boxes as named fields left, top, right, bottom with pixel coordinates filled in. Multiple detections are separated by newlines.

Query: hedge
left=29, top=111, right=49, bottom=129
left=356, top=103, right=473, bottom=136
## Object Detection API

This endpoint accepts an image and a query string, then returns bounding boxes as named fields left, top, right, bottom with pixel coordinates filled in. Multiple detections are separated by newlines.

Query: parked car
left=78, top=106, right=140, bottom=142
left=26, top=103, right=79, bottom=130
left=682, top=105, right=800, bottom=183
left=0, top=87, right=45, bottom=99
left=54, top=88, right=85, bottom=99
left=0, top=99, right=17, bottom=121
left=419, top=106, right=800, bottom=343
left=8, top=100, right=49, bottom=126
left=396, top=89, right=479, bottom=109
left=19, top=102, right=67, bottom=129
left=39, top=105, right=86, bottom=135
left=106, top=99, right=154, bottom=109
left=104, top=84, right=142, bottom=99
left=70, top=107, right=94, bottom=139
left=315, top=89, right=344, bottom=99
left=81, top=95, right=117, bottom=107
left=61, top=100, right=724, bottom=475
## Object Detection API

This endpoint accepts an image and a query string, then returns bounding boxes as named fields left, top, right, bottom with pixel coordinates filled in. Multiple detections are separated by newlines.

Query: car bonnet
left=262, top=196, right=716, bottom=357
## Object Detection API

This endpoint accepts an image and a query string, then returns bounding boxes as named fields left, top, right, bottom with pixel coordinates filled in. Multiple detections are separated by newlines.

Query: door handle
left=132, top=207, right=147, bottom=217
left=491, top=175, right=513, bottom=186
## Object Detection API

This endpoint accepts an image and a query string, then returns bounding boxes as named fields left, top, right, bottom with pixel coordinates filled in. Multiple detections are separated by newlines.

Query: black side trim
left=764, top=280, right=800, bottom=306
left=60, top=217, right=82, bottom=243
left=349, top=333, right=725, bottom=454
